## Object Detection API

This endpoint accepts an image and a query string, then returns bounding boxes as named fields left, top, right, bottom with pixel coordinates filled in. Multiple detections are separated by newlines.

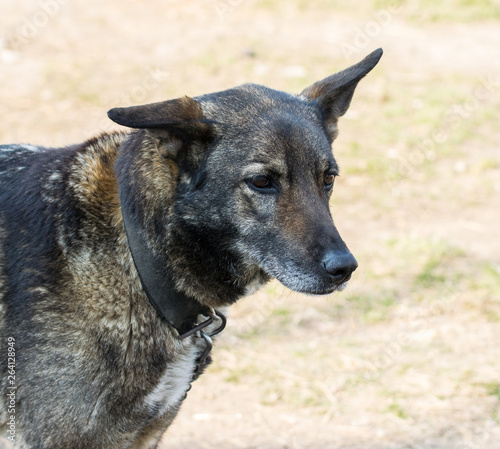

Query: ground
left=0, top=1, right=499, bottom=448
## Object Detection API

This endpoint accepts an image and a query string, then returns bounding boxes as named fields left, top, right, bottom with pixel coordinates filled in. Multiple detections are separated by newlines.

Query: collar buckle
left=177, top=308, right=227, bottom=340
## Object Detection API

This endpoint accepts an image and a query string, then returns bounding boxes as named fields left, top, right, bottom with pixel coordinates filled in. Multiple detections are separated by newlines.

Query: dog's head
left=110, top=49, right=382, bottom=303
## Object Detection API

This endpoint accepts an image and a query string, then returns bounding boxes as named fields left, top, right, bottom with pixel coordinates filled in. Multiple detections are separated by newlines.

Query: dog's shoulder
left=0, top=131, right=130, bottom=289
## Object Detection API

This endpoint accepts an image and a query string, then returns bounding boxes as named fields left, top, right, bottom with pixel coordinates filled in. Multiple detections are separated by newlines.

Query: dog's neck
left=120, top=183, right=219, bottom=336
left=114, top=131, right=270, bottom=310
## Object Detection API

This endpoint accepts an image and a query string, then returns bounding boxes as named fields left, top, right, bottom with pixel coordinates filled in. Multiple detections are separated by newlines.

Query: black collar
left=120, top=190, right=222, bottom=339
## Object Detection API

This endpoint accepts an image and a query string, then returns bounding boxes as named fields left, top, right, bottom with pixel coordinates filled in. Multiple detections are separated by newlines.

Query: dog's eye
left=248, top=175, right=273, bottom=191
left=324, top=174, right=335, bottom=188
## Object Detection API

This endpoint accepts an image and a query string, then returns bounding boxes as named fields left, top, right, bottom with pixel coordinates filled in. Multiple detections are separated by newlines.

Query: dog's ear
left=300, top=48, right=382, bottom=139
left=107, top=96, right=212, bottom=143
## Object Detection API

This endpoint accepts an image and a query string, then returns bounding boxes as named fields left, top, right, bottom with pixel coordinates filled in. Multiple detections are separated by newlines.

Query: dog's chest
left=143, top=339, right=201, bottom=416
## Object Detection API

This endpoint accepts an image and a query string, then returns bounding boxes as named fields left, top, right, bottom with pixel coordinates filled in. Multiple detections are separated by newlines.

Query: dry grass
left=1, top=1, right=499, bottom=448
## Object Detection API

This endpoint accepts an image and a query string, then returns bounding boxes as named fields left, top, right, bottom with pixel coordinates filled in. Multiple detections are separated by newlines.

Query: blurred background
left=1, top=1, right=499, bottom=448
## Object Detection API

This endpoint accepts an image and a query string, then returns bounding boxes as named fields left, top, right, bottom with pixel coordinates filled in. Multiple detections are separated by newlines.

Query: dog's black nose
left=322, top=251, right=358, bottom=284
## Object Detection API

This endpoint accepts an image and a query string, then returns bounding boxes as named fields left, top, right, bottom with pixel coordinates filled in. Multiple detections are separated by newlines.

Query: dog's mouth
left=268, top=266, right=353, bottom=296
left=293, top=279, right=351, bottom=296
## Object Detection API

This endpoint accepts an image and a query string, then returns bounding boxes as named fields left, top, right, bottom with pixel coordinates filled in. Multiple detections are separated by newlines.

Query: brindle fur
left=0, top=49, right=382, bottom=448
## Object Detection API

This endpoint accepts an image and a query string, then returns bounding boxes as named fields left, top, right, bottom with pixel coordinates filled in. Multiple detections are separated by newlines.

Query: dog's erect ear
left=300, top=48, right=383, bottom=138
left=107, top=96, right=212, bottom=142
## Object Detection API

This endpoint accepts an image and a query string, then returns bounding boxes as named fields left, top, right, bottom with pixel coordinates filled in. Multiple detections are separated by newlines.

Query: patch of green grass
left=339, top=74, right=493, bottom=187
left=260, top=380, right=331, bottom=409
left=396, top=363, right=413, bottom=375
left=466, top=263, right=500, bottom=321
left=375, top=0, right=500, bottom=22
left=415, top=257, right=448, bottom=288
left=386, top=402, right=408, bottom=419
left=481, top=382, right=500, bottom=400
left=341, top=290, right=397, bottom=323
left=470, top=262, right=500, bottom=288
left=270, top=307, right=291, bottom=317
left=317, top=236, right=469, bottom=325
left=482, top=264, right=500, bottom=288
left=224, top=371, right=241, bottom=383
left=256, top=0, right=354, bottom=13
left=386, top=236, right=465, bottom=290
left=476, top=158, right=500, bottom=172
left=268, top=306, right=293, bottom=327
left=256, top=0, right=500, bottom=22
left=293, top=348, right=308, bottom=358
left=265, top=282, right=281, bottom=296
left=223, top=364, right=260, bottom=384
left=342, top=156, right=388, bottom=180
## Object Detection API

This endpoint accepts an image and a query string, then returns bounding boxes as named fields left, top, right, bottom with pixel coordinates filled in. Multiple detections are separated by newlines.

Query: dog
left=0, top=49, right=382, bottom=448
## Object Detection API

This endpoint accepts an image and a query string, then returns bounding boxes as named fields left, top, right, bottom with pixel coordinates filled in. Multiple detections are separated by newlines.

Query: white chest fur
left=143, top=339, right=200, bottom=416
left=143, top=310, right=227, bottom=417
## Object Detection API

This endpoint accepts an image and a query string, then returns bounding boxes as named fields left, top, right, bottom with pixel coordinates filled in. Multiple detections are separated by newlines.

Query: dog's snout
left=322, top=251, right=358, bottom=284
